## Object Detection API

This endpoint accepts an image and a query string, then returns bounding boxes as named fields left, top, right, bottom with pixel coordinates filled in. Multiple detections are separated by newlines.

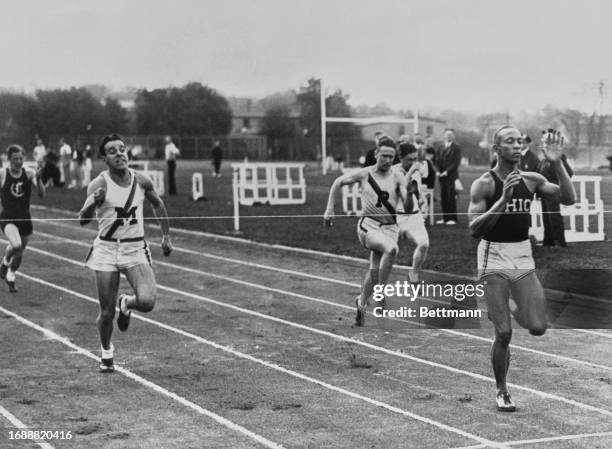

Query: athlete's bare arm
left=394, top=170, right=409, bottom=209
left=79, top=175, right=106, bottom=226
left=534, top=130, right=577, bottom=205
left=25, top=167, right=45, bottom=199
left=138, top=172, right=172, bottom=257
left=323, top=168, right=369, bottom=227
left=468, top=171, right=521, bottom=239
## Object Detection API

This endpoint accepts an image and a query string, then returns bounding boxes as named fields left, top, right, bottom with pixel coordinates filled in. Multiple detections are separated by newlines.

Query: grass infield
left=31, top=159, right=612, bottom=298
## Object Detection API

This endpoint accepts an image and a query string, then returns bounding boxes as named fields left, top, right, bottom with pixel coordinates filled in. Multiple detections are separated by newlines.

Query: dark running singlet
left=0, top=168, right=32, bottom=219
left=483, top=170, right=533, bottom=242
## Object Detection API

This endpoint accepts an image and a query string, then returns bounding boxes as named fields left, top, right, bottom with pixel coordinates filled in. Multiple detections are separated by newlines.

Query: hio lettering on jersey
left=504, top=198, right=531, bottom=213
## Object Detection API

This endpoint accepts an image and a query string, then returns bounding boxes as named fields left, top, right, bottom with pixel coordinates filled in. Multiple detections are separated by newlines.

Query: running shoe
left=355, top=296, right=366, bottom=327
left=496, top=392, right=516, bottom=412
left=99, top=357, right=115, bottom=373
left=5, top=270, right=17, bottom=293
left=117, top=294, right=131, bottom=332
left=6, top=279, right=17, bottom=293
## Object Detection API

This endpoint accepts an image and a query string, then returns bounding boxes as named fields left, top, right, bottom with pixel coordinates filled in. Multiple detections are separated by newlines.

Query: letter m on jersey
left=103, top=206, right=138, bottom=240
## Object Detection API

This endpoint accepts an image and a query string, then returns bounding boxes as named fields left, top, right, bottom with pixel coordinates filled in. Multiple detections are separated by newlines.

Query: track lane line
left=0, top=306, right=285, bottom=449
left=19, top=242, right=612, bottom=420
left=0, top=405, right=55, bottom=449
left=499, top=429, right=612, bottom=447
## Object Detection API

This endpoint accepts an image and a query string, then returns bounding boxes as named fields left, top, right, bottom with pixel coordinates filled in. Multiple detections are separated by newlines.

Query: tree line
left=0, top=83, right=233, bottom=147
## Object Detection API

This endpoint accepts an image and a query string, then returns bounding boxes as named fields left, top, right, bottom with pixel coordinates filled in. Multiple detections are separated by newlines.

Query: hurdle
left=232, top=162, right=306, bottom=206
left=128, top=161, right=165, bottom=196
left=529, top=175, right=605, bottom=243
left=192, top=172, right=205, bottom=200
left=231, top=162, right=307, bottom=232
left=421, top=188, right=435, bottom=225
left=340, top=169, right=362, bottom=215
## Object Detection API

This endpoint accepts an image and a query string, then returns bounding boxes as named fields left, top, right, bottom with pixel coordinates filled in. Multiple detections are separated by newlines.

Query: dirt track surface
left=1, top=210, right=611, bottom=448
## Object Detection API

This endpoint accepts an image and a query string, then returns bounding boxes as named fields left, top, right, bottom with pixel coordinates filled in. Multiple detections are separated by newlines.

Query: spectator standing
left=422, top=147, right=437, bottom=191
left=212, top=140, right=223, bottom=178
left=59, top=138, right=73, bottom=188
left=33, top=139, right=47, bottom=169
left=518, top=135, right=540, bottom=172
left=82, top=144, right=93, bottom=187
left=72, top=145, right=85, bottom=189
left=41, top=146, right=61, bottom=187
left=435, top=129, right=462, bottom=225
left=164, top=136, right=180, bottom=195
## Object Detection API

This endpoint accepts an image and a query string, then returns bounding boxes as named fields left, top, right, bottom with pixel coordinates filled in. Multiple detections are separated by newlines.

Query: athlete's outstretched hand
left=161, top=235, right=173, bottom=257
left=502, top=170, right=522, bottom=202
left=540, top=128, right=565, bottom=162
left=323, top=208, right=334, bottom=228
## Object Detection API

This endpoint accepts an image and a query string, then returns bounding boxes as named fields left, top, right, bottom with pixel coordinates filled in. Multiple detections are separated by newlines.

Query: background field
left=31, top=160, right=612, bottom=298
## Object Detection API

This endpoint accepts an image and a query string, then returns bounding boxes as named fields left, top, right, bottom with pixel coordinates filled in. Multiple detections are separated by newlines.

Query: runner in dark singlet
left=0, top=145, right=45, bottom=292
left=468, top=126, right=576, bottom=412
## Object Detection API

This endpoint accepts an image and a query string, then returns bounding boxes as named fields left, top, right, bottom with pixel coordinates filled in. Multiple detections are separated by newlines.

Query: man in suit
left=518, top=135, right=540, bottom=172
left=435, top=128, right=462, bottom=225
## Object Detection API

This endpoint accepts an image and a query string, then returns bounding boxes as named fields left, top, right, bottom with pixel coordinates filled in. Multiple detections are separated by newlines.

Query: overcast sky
left=2, top=0, right=612, bottom=114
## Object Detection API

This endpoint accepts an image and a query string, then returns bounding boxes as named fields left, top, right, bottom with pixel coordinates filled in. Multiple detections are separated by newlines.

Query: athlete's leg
left=400, top=216, right=429, bottom=282
left=358, top=250, right=381, bottom=308
left=483, top=275, right=513, bottom=394
left=358, top=230, right=398, bottom=307
left=509, top=271, right=548, bottom=336
left=123, top=263, right=157, bottom=313
left=2, top=224, right=22, bottom=267
left=365, top=231, right=398, bottom=288
left=95, top=271, right=121, bottom=350
left=8, top=235, right=29, bottom=273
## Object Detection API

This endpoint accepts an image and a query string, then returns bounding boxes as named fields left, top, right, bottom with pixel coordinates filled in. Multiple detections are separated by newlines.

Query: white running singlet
left=360, top=168, right=399, bottom=224
left=96, top=170, right=145, bottom=241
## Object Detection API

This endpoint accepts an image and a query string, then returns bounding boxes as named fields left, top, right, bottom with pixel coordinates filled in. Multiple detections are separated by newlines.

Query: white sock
left=101, top=343, right=114, bottom=359
left=6, top=270, right=15, bottom=282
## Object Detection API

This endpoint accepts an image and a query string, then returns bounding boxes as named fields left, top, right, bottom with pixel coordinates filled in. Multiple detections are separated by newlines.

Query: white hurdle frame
left=192, top=172, right=205, bottom=200
left=340, top=168, right=362, bottom=215
left=232, top=162, right=307, bottom=232
left=128, top=161, right=165, bottom=196
left=529, top=175, right=605, bottom=243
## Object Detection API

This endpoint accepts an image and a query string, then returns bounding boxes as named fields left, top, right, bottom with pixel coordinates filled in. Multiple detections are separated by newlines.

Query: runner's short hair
left=492, top=126, right=516, bottom=146
left=398, top=141, right=417, bottom=158
left=376, top=135, right=396, bottom=150
left=6, top=144, right=25, bottom=158
left=99, top=134, right=124, bottom=156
